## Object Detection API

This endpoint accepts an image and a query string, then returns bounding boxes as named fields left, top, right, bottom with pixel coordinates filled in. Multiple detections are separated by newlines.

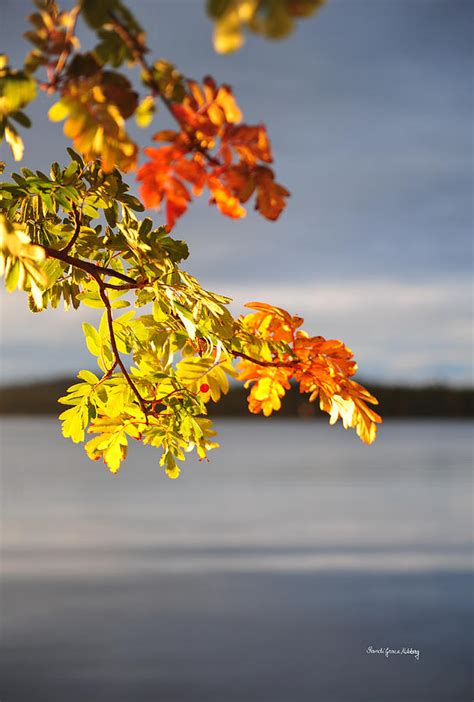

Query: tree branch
left=108, top=11, right=221, bottom=167
left=42, top=4, right=81, bottom=93
left=42, top=243, right=166, bottom=418
left=41, top=245, right=139, bottom=286
left=96, top=282, right=149, bottom=419
left=43, top=247, right=296, bottom=378
left=53, top=5, right=81, bottom=79
left=61, top=203, right=82, bottom=254
left=231, top=350, right=298, bottom=369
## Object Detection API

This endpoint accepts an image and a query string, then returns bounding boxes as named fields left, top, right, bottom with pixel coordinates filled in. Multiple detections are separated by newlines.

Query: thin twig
left=96, top=282, right=149, bottom=419
left=61, top=203, right=82, bottom=254
left=42, top=245, right=138, bottom=285
left=108, top=11, right=221, bottom=167
left=42, top=4, right=81, bottom=93
left=53, top=5, right=81, bottom=78
left=231, top=350, right=298, bottom=369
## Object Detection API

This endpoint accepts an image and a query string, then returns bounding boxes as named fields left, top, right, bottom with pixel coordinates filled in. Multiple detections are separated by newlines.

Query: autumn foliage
left=0, top=0, right=381, bottom=478
left=238, top=303, right=381, bottom=444
left=208, top=0, right=327, bottom=54
left=49, top=71, right=138, bottom=172
left=137, top=76, right=289, bottom=227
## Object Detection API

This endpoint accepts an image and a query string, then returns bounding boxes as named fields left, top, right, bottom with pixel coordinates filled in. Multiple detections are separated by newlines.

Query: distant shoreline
left=1, top=378, right=472, bottom=418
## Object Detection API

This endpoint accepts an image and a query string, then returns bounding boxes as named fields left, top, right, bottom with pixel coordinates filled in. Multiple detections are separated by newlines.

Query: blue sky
left=0, top=0, right=472, bottom=384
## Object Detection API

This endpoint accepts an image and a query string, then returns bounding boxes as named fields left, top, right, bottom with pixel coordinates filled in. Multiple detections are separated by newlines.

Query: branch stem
left=108, top=11, right=221, bottom=167
left=96, top=282, right=149, bottom=418
left=41, top=245, right=138, bottom=285
left=61, top=203, right=82, bottom=254
left=231, top=350, right=298, bottom=369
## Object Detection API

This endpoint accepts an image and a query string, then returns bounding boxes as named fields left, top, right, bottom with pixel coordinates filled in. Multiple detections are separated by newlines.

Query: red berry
left=200, top=383, right=210, bottom=393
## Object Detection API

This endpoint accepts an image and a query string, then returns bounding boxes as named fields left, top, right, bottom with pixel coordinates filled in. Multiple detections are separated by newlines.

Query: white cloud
left=223, top=277, right=473, bottom=384
left=1, top=278, right=471, bottom=384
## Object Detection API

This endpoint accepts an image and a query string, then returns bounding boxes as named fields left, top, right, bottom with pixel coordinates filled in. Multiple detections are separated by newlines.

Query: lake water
left=1, top=418, right=472, bottom=701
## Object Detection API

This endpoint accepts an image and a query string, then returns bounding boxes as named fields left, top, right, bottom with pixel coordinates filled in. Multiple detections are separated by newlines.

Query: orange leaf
left=153, top=130, right=181, bottom=142
left=237, top=302, right=381, bottom=442
left=223, top=124, right=273, bottom=164
left=214, top=83, right=242, bottom=124
left=207, top=173, right=246, bottom=219
left=174, top=157, right=206, bottom=195
left=138, top=145, right=207, bottom=226
left=137, top=75, right=289, bottom=224
left=254, top=167, right=290, bottom=221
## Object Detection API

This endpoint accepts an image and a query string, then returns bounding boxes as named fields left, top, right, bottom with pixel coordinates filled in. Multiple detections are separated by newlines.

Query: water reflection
left=1, top=419, right=472, bottom=701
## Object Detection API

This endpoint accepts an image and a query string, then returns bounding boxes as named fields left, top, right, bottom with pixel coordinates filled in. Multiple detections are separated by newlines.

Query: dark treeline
left=0, top=378, right=472, bottom=418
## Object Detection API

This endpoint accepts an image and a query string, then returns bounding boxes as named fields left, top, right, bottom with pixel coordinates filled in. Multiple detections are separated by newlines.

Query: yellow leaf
left=135, top=95, right=155, bottom=128
left=104, top=441, right=124, bottom=473
left=48, top=100, right=70, bottom=122
left=0, top=215, right=48, bottom=292
left=59, top=404, right=87, bottom=443
left=29, top=278, right=44, bottom=309
left=166, top=463, right=180, bottom=479
left=176, top=356, right=234, bottom=403
left=50, top=74, right=138, bottom=172
left=214, top=17, right=244, bottom=54
left=4, top=123, right=24, bottom=161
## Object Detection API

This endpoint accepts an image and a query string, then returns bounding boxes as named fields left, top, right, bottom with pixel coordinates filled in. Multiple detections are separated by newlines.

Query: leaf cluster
left=0, top=0, right=382, bottom=479
left=207, top=0, right=326, bottom=53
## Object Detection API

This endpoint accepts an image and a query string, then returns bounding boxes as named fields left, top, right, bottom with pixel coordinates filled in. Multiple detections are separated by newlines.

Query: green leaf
left=63, top=160, right=79, bottom=180
left=82, top=0, right=119, bottom=28
left=104, top=206, right=117, bottom=227
left=66, top=148, right=84, bottom=167
left=0, top=68, right=37, bottom=112
left=119, top=194, right=144, bottom=211
left=10, top=111, right=31, bottom=128
left=138, top=217, right=153, bottom=237
left=83, top=322, right=101, bottom=356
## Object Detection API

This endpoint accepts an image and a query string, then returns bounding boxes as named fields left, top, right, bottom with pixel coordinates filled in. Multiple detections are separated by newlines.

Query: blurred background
left=0, top=0, right=472, bottom=386
left=1, top=1, right=472, bottom=701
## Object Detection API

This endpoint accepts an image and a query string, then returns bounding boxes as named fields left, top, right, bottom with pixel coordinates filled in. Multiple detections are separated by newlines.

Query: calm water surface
left=1, top=418, right=472, bottom=701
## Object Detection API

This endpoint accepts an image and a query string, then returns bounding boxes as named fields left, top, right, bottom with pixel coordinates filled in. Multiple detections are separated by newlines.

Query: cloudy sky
left=1, top=0, right=472, bottom=385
